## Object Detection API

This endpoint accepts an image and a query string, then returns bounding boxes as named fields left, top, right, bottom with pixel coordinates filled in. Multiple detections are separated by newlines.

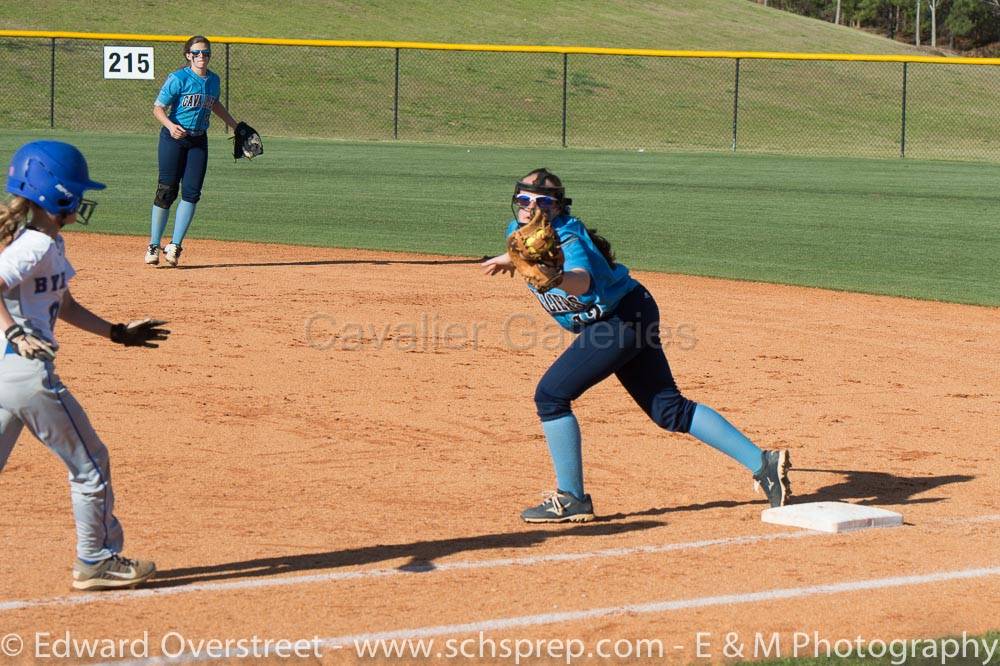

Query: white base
left=762, top=501, right=903, bottom=533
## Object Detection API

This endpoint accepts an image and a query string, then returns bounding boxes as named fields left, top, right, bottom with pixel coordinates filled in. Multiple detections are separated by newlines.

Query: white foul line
left=0, top=531, right=819, bottom=613
left=2, top=513, right=998, bottom=614
left=101, top=564, right=1000, bottom=666
left=318, top=565, right=1000, bottom=647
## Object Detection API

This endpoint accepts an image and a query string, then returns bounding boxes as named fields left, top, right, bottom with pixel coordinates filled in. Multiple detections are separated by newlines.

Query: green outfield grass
left=1, top=130, right=996, bottom=307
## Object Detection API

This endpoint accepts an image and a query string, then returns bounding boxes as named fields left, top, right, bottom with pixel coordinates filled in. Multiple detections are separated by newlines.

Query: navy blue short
left=534, top=283, right=697, bottom=433
left=157, top=126, right=208, bottom=204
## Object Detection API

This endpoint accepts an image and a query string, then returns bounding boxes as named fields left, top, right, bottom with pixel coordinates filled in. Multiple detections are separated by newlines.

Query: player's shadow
left=790, top=468, right=974, bottom=506
left=599, top=499, right=759, bottom=521
left=174, top=258, right=482, bottom=270
left=598, top=469, right=974, bottom=521
left=149, top=520, right=663, bottom=589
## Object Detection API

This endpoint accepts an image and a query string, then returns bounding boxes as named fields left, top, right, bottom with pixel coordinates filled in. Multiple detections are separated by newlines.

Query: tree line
left=752, top=0, right=1000, bottom=52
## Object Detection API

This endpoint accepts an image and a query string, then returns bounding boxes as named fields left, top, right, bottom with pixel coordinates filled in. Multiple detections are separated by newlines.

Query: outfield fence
left=2, top=31, right=1000, bottom=161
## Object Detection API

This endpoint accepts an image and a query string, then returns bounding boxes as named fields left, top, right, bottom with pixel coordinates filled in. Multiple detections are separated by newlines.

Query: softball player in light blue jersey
left=483, top=168, right=791, bottom=522
left=146, top=35, right=239, bottom=267
left=1, top=141, right=170, bottom=590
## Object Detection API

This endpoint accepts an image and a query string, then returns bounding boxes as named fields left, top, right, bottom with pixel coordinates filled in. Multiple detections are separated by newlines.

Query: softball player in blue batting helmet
left=1, top=140, right=170, bottom=589
left=482, top=168, right=791, bottom=522
left=146, top=35, right=242, bottom=267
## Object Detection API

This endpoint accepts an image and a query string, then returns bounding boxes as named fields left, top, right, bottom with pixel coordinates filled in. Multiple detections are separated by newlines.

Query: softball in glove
left=507, top=207, right=564, bottom=293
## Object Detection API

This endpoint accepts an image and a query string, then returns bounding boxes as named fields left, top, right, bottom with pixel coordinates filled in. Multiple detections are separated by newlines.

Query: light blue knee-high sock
left=170, top=200, right=197, bottom=246
left=541, top=414, right=585, bottom=500
left=688, top=404, right=764, bottom=473
left=150, top=205, right=169, bottom=245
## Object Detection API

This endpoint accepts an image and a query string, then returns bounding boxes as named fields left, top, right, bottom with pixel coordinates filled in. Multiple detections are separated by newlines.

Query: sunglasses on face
left=513, top=193, right=559, bottom=209
left=189, top=49, right=212, bottom=57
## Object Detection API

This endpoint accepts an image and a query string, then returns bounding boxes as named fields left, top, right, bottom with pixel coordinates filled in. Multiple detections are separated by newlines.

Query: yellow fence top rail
left=3, top=29, right=1000, bottom=66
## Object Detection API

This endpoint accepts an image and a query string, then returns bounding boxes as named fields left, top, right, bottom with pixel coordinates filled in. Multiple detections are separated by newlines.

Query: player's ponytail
left=0, top=196, right=30, bottom=247
left=585, top=227, right=617, bottom=267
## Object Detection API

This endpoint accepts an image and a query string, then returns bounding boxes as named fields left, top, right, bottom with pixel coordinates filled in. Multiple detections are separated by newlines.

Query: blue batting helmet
left=6, top=141, right=105, bottom=217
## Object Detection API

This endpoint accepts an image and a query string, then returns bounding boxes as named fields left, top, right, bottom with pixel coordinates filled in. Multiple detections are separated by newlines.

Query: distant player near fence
left=146, top=35, right=246, bottom=268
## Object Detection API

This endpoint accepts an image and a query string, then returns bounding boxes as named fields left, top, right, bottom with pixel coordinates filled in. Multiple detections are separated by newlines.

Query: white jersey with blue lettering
left=0, top=228, right=74, bottom=348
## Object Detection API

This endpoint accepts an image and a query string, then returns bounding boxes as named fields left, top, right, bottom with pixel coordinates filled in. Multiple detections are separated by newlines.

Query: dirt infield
left=1, top=233, right=997, bottom=664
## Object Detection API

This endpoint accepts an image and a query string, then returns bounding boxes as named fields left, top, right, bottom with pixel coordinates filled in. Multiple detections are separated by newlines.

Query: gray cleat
left=753, top=449, right=792, bottom=508
left=72, top=554, right=156, bottom=591
left=521, top=490, right=595, bottom=523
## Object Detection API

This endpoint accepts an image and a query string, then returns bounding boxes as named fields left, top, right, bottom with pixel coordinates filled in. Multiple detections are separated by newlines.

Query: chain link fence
left=2, top=33, right=999, bottom=161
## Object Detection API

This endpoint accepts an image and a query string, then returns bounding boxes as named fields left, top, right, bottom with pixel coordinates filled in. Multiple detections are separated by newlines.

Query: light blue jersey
left=506, top=214, right=637, bottom=332
left=154, top=67, right=221, bottom=132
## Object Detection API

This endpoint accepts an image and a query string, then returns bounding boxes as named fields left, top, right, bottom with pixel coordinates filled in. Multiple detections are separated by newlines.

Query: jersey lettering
left=179, top=94, right=215, bottom=109
left=534, top=291, right=588, bottom=314
left=34, top=272, right=67, bottom=294
left=569, top=304, right=606, bottom=326
left=533, top=291, right=606, bottom=328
